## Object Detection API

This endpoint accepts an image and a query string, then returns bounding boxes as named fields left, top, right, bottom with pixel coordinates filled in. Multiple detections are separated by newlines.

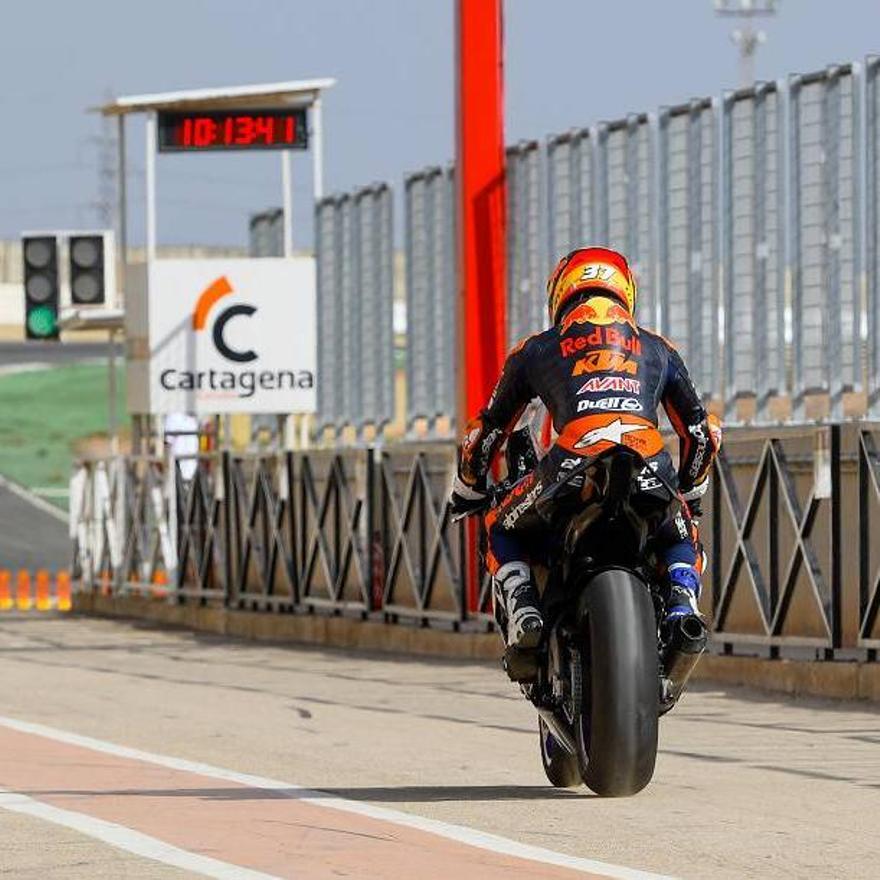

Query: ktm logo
left=192, top=276, right=257, bottom=363
left=571, top=350, right=639, bottom=376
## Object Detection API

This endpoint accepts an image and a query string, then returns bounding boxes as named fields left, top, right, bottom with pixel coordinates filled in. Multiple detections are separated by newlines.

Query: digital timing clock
left=157, top=108, right=308, bottom=153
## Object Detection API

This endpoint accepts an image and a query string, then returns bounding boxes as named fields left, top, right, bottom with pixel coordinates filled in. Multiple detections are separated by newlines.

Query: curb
left=72, top=593, right=880, bottom=703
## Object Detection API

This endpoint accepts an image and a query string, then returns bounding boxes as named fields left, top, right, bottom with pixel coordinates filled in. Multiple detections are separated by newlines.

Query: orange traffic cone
left=16, top=570, right=32, bottom=611
left=151, top=569, right=169, bottom=599
left=56, top=570, right=72, bottom=612
left=35, top=569, right=51, bottom=611
left=0, top=570, right=11, bottom=611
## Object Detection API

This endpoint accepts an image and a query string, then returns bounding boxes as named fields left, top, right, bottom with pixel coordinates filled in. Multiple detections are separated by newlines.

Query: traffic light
left=69, top=234, right=107, bottom=305
left=22, top=235, right=59, bottom=340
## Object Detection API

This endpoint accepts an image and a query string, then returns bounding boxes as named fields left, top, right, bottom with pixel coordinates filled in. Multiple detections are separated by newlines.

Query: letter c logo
left=213, top=304, right=257, bottom=363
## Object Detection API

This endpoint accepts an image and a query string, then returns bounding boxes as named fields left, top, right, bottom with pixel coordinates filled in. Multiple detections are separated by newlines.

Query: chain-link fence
left=315, top=184, right=394, bottom=434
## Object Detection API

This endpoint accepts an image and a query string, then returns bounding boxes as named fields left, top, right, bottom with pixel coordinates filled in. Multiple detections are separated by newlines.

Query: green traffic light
left=27, top=306, right=57, bottom=337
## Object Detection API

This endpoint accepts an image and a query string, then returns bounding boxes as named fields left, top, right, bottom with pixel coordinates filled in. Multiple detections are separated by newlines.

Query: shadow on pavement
left=25, top=784, right=586, bottom=802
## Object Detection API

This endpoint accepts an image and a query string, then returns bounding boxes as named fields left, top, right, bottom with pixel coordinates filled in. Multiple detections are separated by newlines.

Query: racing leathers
left=451, top=295, right=720, bottom=647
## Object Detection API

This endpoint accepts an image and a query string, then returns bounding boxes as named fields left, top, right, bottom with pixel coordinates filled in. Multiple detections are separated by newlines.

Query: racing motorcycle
left=467, top=430, right=708, bottom=797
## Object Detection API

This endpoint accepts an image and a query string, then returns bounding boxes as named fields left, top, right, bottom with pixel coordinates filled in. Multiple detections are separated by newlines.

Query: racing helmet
left=546, top=246, right=637, bottom=325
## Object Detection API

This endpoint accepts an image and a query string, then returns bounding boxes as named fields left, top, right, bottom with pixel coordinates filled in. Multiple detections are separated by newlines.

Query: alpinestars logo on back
left=574, top=419, right=648, bottom=450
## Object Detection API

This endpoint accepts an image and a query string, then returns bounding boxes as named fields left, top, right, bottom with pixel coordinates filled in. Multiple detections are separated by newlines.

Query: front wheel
left=576, top=568, right=659, bottom=797
left=538, top=716, right=581, bottom=788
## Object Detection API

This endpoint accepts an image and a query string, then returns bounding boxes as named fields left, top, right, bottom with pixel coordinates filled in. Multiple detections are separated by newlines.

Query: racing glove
left=681, top=477, right=709, bottom=522
left=449, top=473, right=488, bottom=519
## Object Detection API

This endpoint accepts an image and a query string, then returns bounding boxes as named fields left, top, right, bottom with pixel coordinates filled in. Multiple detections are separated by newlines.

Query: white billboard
left=147, top=258, right=316, bottom=414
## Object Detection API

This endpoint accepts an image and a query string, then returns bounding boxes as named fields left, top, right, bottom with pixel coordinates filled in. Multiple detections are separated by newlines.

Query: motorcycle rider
left=450, top=246, right=721, bottom=649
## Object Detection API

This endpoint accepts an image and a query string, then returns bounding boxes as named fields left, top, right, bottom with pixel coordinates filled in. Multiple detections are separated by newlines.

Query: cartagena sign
left=148, top=258, right=316, bottom=414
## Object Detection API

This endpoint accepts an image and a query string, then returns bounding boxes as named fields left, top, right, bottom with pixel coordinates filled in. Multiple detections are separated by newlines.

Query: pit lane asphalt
left=0, top=480, right=69, bottom=571
left=0, top=616, right=876, bottom=879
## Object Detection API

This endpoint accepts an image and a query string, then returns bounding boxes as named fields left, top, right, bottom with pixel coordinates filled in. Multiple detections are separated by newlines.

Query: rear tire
left=576, top=568, right=659, bottom=797
left=538, top=716, right=581, bottom=788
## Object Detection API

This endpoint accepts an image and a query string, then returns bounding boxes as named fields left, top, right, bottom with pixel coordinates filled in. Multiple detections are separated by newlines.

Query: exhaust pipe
left=662, top=614, right=708, bottom=706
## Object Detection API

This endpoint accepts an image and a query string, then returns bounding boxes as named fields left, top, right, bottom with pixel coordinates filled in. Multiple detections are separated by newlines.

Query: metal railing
left=73, top=425, right=880, bottom=659
left=858, top=430, right=880, bottom=655
left=707, top=427, right=842, bottom=656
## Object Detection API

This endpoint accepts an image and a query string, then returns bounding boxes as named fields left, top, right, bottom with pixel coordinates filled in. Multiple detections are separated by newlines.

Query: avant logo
left=192, top=276, right=257, bottom=363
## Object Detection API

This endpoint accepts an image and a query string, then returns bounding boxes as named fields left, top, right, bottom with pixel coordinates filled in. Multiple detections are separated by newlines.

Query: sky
left=1, top=0, right=878, bottom=249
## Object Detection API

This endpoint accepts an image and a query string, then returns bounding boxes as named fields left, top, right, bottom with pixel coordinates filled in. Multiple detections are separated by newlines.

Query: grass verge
left=0, top=364, right=124, bottom=508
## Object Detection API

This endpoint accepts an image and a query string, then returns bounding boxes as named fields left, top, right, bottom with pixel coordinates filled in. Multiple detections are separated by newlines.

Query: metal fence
left=314, top=184, right=394, bottom=434
left=248, top=209, right=284, bottom=257
left=73, top=446, right=473, bottom=628
left=403, top=166, right=457, bottom=429
left=867, top=57, right=880, bottom=420
left=506, top=141, right=546, bottom=345
left=721, top=82, right=786, bottom=418
left=658, top=99, right=720, bottom=399
left=789, top=65, right=861, bottom=420
left=310, top=56, right=878, bottom=438
left=395, top=56, right=879, bottom=430
left=72, top=423, right=880, bottom=659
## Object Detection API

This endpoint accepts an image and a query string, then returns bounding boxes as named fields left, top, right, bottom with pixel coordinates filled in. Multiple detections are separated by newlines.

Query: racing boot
left=493, top=561, right=543, bottom=649
left=664, top=562, right=702, bottom=625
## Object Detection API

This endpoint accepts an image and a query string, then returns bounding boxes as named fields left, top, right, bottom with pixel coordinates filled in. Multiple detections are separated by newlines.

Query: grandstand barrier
left=71, top=423, right=880, bottom=661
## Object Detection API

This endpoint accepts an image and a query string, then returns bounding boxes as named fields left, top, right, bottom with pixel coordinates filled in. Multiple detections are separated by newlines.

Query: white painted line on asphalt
left=0, top=786, right=280, bottom=880
left=0, top=358, right=106, bottom=377
left=0, top=473, right=68, bottom=523
left=0, top=714, right=676, bottom=880
left=0, top=362, right=54, bottom=377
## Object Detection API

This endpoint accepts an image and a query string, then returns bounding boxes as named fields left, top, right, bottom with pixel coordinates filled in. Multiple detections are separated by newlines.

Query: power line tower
left=86, top=89, right=118, bottom=231
left=715, top=0, right=779, bottom=87
left=94, top=115, right=117, bottom=229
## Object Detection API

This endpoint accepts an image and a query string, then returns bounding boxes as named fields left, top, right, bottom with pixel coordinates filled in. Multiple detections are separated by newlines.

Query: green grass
left=0, top=363, right=125, bottom=507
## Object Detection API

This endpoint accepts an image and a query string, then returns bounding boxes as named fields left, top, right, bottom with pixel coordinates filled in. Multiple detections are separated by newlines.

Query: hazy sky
left=1, top=0, right=878, bottom=249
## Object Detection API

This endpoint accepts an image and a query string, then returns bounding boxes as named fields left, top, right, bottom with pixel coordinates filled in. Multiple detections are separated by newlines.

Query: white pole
left=145, top=112, right=157, bottom=262
left=312, top=96, right=324, bottom=199
left=108, top=328, right=119, bottom=455
left=281, top=151, right=293, bottom=257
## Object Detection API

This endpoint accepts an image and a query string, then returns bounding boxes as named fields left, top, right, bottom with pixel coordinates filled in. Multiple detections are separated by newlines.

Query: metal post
left=859, top=432, right=869, bottom=637
left=222, top=450, right=233, bottom=607
left=145, top=112, right=157, bottom=262
left=108, top=329, right=119, bottom=455
left=830, top=423, right=842, bottom=651
left=312, top=97, right=324, bottom=199
left=456, top=0, right=507, bottom=613
left=281, top=150, right=293, bottom=257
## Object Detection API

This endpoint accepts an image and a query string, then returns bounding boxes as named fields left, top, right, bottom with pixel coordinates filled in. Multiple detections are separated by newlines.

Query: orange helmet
left=546, top=246, right=637, bottom=325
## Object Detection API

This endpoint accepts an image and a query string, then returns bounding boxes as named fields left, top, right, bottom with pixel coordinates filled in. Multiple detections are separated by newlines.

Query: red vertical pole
left=456, top=0, right=507, bottom=614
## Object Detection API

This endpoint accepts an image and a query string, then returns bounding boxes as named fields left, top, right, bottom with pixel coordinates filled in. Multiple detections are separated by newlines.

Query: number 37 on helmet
left=546, top=246, right=638, bottom=325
